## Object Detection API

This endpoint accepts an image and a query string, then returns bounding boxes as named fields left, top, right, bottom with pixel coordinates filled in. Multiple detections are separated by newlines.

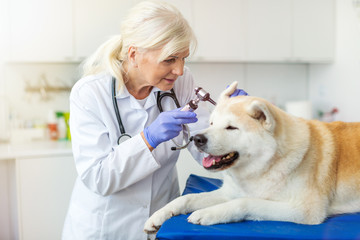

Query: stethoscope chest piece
left=117, top=133, right=132, bottom=145
left=112, top=77, right=132, bottom=145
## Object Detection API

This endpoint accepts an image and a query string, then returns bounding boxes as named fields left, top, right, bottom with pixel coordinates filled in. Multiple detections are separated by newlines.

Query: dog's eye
left=226, top=126, right=238, bottom=130
left=210, top=122, right=213, bottom=125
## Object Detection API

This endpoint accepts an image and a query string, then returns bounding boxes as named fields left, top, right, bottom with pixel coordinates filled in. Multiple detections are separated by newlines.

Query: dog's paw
left=187, top=209, right=221, bottom=226
left=143, top=222, right=160, bottom=235
left=143, top=209, right=174, bottom=234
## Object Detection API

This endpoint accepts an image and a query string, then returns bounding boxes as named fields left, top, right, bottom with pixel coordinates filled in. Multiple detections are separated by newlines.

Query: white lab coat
left=62, top=67, right=210, bottom=240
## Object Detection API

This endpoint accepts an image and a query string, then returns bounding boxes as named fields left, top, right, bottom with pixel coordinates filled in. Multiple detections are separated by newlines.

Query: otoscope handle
left=181, top=100, right=198, bottom=112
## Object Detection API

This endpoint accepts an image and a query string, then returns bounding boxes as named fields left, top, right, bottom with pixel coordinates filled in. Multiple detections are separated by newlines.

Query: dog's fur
left=144, top=82, right=360, bottom=233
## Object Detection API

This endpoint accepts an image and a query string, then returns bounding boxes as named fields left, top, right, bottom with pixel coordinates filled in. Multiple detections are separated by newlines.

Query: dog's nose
left=193, top=134, right=207, bottom=147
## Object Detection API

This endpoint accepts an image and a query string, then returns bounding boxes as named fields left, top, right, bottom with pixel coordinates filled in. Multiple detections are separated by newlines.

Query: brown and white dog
left=144, top=82, right=360, bottom=233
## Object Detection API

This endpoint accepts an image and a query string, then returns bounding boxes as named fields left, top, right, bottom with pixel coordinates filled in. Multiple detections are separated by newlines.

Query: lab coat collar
left=114, top=85, right=171, bottom=110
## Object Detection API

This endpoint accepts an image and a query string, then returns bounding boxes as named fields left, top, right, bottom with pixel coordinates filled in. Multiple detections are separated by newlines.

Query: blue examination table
left=156, top=174, right=360, bottom=240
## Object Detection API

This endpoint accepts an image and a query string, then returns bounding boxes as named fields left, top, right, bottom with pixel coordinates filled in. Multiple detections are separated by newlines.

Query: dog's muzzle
left=194, top=133, right=239, bottom=171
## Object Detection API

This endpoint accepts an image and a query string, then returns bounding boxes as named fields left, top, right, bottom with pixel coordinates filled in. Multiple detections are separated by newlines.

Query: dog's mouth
left=202, top=151, right=239, bottom=170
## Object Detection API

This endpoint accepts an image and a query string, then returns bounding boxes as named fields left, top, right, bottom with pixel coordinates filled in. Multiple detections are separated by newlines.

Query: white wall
left=309, top=0, right=360, bottom=121
left=3, top=62, right=309, bottom=124
left=4, top=63, right=80, bottom=127
left=189, top=63, right=309, bottom=108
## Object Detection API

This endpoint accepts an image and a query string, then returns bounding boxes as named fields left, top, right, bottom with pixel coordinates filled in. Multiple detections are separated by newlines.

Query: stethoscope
left=112, top=77, right=194, bottom=150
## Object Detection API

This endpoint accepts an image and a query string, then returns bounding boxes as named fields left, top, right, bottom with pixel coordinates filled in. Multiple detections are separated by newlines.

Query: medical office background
left=0, top=0, right=360, bottom=239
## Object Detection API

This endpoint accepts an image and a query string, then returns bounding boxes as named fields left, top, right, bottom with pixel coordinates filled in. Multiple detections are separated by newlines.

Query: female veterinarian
left=62, top=1, right=247, bottom=239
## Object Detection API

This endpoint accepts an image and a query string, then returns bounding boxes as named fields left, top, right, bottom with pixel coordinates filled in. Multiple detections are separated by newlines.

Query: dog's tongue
left=202, top=155, right=222, bottom=168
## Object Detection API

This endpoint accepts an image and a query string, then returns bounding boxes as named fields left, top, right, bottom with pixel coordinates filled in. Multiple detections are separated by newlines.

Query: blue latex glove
left=230, top=89, right=248, bottom=97
left=226, top=85, right=249, bottom=97
left=143, top=108, right=198, bottom=148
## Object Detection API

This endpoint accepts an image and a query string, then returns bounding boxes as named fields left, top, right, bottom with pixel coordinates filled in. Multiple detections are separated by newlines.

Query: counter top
left=0, top=141, right=73, bottom=160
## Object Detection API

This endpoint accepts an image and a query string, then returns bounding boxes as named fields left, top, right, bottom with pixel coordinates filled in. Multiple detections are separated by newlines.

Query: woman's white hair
left=82, top=0, right=197, bottom=89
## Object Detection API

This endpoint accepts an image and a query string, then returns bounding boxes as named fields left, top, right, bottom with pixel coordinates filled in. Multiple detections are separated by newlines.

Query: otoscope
left=180, top=87, right=217, bottom=112
left=172, top=87, right=216, bottom=150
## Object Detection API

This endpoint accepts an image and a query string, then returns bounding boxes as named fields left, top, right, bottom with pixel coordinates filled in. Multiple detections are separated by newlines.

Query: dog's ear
left=247, top=100, right=275, bottom=132
left=218, top=81, right=238, bottom=102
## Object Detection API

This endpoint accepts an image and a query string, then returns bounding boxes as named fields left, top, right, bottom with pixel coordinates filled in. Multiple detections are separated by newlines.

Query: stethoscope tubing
left=112, top=78, right=126, bottom=135
left=156, top=90, right=192, bottom=150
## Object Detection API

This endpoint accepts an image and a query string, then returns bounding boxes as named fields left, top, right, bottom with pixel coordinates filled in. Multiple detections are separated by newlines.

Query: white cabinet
left=292, top=0, right=335, bottom=62
left=7, top=0, right=335, bottom=63
left=8, top=0, right=140, bottom=62
left=74, top=0, right=140, bottom=60
left=189, top=0, right=334, bottom=63
left=245, top=0, right=335, bottom=62
left=8, top=0, right=73, bottom=62
left=15, top=155, right=77, bottom=240
left=244, top=0, right=292, bottom=62
left=191, top=0, right=246, bottom=61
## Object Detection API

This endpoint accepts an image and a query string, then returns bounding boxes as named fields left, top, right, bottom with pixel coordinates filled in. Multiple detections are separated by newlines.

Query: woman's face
left=133, top=48, right=190, bottom=91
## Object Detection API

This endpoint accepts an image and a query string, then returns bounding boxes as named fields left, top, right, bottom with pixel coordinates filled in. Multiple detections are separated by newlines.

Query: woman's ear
left=128, top=46, right=138, bottom=67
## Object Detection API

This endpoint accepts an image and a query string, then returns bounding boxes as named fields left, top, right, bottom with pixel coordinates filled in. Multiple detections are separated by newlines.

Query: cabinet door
left=9, top=0, right=73, bottom=62
left=166, top=0, right=193, bottom=25
left=74, top=0, right=140, bottom=60
left=192, top=0, right=246, bottom=61
left=16, top=155, right=77, bottom=240
left=244, top=0, right=292, bottom=62
left=293, top=0, right=335, bottom=62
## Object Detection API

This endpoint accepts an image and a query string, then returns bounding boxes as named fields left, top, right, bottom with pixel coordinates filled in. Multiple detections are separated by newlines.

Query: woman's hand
left=226, top=84, right=248, bottom=97
left=230, top=88, right=248, bottom=97
left=142, top=108, right=197, bottom=149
